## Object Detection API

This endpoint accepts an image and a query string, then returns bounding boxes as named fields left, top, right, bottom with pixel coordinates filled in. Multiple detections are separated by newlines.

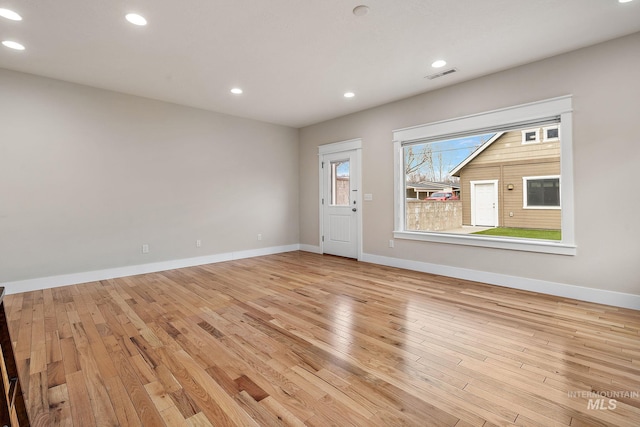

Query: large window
left=393, top=96, right=575, bottom=255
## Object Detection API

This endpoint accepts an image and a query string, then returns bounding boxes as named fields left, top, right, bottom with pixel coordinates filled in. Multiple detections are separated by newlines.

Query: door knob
left=352, top=208, right=357, bottom=212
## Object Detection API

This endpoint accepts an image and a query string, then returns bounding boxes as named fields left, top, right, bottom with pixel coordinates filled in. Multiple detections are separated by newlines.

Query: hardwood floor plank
left=185, top=411, right=215, bottom=427
left=258, top=396, right=307, bottom=427
left=159, top=405, right=189, bottom=427
left=110, top=349, right=167, bottom=426
left=104, top=375, right=143, bottom=427
left=59, top=337, right=80, bottom=376
left=172, top=349, right=262, bottom=426
left=144, top=380, right=176, bottom=413
left=154, top=346, right=239, bottom=426
left=14, top=292, right=34, bottom=361
left=4, top=251, right=640, bottom=426
left=27, top=370, right=49, bottom=427
left=47, top=384, right=72, bottom=427
left=46, top=360, right=66, bottom=389
left=69, top=321, right=120, bottom=426
left=66, top=370, right=96, bottom=427
left=233, top=390, right=283, bottom=426
left=169, top=388, right=200, bottom=419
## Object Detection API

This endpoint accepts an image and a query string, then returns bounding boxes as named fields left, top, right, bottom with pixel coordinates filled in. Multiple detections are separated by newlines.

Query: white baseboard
left=4, top=245, right=638, bottom=311
left=299, top=244, right=322, bottom=254
left=361, top=253, right=640, bottom=311
left=2, top=244, right=300, bottom=295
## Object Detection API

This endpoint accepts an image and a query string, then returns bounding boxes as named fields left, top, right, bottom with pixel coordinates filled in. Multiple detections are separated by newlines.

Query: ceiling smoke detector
left=425, top=68, right=458, bottom=80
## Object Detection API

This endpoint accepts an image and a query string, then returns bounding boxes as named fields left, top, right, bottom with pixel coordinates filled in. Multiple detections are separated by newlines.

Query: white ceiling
left=1, top=1, right=639, bottom=128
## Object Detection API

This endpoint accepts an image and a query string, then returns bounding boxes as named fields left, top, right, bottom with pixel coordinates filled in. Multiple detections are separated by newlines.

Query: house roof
left=449, top=132, right=505, bottom=177
left=407, top=181, right=460, bottom=191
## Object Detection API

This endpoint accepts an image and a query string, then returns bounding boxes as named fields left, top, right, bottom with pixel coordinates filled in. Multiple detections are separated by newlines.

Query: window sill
left=393, top=230, right=576, bottom=255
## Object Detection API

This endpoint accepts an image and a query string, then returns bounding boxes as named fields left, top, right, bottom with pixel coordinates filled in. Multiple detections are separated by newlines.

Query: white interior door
left=472, top=181, right=498, bottom=226
left=322, top=150, right=359, bottom=258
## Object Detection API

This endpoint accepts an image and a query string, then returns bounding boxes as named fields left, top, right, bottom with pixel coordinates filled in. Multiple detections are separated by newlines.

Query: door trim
left=318, top=138, right=362, bottom=155
left=470, top=180, right=499, bottom=227
left=318, top=139, right=362, bottom=260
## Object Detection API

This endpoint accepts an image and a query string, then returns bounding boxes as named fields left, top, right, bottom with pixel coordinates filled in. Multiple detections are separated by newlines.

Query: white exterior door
left=472, top=181, right=498, bottom=227
left=321, top=149, right=359, bottom=258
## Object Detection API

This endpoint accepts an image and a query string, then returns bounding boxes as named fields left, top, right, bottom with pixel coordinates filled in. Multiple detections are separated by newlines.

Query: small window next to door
left=331, top=160, right=350, bottom=206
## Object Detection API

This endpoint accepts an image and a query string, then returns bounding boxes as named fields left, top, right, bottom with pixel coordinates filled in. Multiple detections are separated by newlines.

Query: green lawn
left=472, top=227, right=561, bottom=240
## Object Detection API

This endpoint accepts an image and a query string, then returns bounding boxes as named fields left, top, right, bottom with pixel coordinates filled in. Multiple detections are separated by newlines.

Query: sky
left=406, top=132, right=496, bottom=180
left=334, top=131, right=495, bottom=180
left=335, top=160, right=350, bottom=177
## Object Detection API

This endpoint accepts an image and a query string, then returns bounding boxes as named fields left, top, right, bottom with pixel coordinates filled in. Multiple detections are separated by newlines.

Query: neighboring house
left=334, top=176, right=350, bottom=206
left=406, top=181, right=460, bottom=200
left=449, top=126, right=561, bottom=229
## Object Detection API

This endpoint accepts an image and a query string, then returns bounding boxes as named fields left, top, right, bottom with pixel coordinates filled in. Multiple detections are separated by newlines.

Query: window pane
left=331, top=160, right=349, bottom=206
left=403, top=123, right=561, bottom=240
left=527, top=178, right=560, bottom=207
left=404, top=134, right=490, bottom=231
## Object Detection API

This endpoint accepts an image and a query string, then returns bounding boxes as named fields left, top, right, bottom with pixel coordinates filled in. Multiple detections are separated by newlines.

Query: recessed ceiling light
left=2, top=40, right=25, bottom=51
left=353, top=5, right=370, bottom=16
left=619, top=0, right=633, bottom=3
left=125, top=13, right=147, bottom=26
left=230, top=88, right=243, bottom=95
left=344, top=92, right=355, bottom=98
left=431, top=60, right=447, bottom=68
left=0, top=8, right=22, bottom=21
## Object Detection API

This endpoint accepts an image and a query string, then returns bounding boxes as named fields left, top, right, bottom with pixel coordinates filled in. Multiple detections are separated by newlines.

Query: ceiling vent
left=425, top=67, right=458, bottom=80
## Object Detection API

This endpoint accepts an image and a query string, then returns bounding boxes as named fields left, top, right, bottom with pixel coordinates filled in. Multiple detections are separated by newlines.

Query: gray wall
left=0, top=69, right=299, bottom=283
left=299, top=32, right=640, bottom=296
left=2, top=32, right=639, bottom=298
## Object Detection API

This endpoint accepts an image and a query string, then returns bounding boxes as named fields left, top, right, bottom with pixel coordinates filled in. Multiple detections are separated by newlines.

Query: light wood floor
left=5, top=251, right=640, bottom=426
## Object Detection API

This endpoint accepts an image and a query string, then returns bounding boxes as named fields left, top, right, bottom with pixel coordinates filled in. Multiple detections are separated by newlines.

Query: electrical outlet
left=389, top=239, right=394, bottom=248
left=196, top=239, right=202, bottom=248
left=257, top=233, right=262, bottom=241
left=142, top=244, right=149, bottom=254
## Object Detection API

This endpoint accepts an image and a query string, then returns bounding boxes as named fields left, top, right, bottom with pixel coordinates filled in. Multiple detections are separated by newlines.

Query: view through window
left=403, top=121, right=562, bottom=241
left=330, top=160, right=350, bottom=206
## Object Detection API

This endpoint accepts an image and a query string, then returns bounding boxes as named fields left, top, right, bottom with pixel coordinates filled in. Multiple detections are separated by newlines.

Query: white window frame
left=523, top=175, right=561, bottom=210
left=392, top=95, right=575, bottom=255
left=543, top=125, right=560, bottom=142
left=521, top=128, right=540, bottom=144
